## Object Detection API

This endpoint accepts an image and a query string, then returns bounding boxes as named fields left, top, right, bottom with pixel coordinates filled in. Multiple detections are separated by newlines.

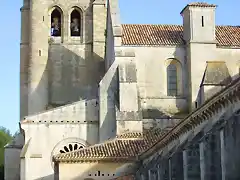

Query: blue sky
left=0, top=0, right=239, bottom=134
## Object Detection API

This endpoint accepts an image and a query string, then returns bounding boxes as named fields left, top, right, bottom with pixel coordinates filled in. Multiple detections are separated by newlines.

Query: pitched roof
left=187, top=2, right=217, bottom=7
left=53, top=128, right=172, bottom=162
left=121, top=24, right=240, bottom=47
left=53, top=77, right=240, bottom=163
left=202, top=61, right=232, bottom=85
left=180, top=2, right=217, bottom=14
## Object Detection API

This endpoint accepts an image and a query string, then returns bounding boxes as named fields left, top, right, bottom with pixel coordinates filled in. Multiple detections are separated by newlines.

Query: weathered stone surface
left=12, top=0, right=240, bottom=179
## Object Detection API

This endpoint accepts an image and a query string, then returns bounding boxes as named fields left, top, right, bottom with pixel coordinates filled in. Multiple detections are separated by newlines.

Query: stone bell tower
left=20, top=0, right=107, bottom=119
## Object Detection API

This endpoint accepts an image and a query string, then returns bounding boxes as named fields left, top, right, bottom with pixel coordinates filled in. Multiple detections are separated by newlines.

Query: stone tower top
left=180, top=1, right=217, bottom=43
left=180, top=2, right=217, bottom=14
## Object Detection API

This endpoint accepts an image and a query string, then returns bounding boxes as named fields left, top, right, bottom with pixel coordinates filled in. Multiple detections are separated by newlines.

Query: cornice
left=53, top=157, right=136, bottom=163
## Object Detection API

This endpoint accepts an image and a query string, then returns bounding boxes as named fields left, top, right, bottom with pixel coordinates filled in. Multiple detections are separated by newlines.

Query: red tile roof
left=53, top=77, right=240, bottom=164
left=53, top=128, right=172, bottom=162
left=121, top=24, right=240, bottom=47
left=188, top=2, right=216, bottom=7
left=180, top=2, right=217, bottom=14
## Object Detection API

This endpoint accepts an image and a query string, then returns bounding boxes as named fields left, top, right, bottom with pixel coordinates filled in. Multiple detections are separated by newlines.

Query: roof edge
left=180, top=2, right=217, bottom=14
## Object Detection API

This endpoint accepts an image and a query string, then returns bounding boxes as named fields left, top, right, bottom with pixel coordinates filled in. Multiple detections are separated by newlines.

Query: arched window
left=59, top=143, right=84, bottom=153
left=51, top=8, right=62, bottom=37
left=167, top=63, right=178, bottom=96
left=70, top=9, right=81, bottom=36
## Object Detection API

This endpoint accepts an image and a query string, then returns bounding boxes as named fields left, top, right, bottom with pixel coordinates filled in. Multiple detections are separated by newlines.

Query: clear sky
left=0, top=0, right=239, bottom=134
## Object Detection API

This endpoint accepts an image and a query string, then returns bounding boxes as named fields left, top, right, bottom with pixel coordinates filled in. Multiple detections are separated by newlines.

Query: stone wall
left=123, top=46, right=188, bottom=117
left=222, top=111, right=240, bottom=179
left=122, top=44, right=240, bottom=118
left=58, top=162, right=125, bottom=180
left=4, top=148, right=22, bottom=180
left=99, top=60, right=118, bottom=142
left=98, top=0, right=122, bottom=142
left=136, top=92, right=240, bottom=180
left=20, top=122, right=99, bottom=180
left=21, top=0, right=104, bottom=116
left=48, top=44, right=98, bottom=103
left=24, top=99, right=98, bottom=123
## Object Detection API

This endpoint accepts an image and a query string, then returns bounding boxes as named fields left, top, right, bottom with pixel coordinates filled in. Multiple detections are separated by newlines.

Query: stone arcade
left=4, top=0, right=240, bottom=179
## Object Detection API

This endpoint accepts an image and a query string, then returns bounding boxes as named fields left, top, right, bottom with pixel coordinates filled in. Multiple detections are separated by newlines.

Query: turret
left=180, top=2, right=217, bottom=111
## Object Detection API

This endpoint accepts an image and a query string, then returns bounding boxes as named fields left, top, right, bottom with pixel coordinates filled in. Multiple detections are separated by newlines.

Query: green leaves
left=0, top=127, right=13, bottom=179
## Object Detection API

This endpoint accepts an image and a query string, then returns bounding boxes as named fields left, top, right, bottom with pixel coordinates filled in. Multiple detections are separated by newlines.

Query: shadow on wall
left=99, top=68, right=118, bottom=141
left=47, top=45, right=103, bottom=104
left=223, top=109, right=240, bottom=179
left=141, top=48, right=188, bottom=129
left=97, top=1, right=118, bottom=142
left=196, top=70, right=238, bottom=108
left=30, top=1, right=106, bottom=113
left=140, top=46, right=240, bottom=130
left=25, top=2, right=106, bottom=180
left=84, top=0, right=106, bottom=148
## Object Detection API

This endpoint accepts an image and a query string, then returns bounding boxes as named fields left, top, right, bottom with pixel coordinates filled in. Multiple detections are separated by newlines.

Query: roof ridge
left=122, top=24, right=240, bottom=27
left=122, top=24, right=240, bottom=47
left=54, top=137, right=142, bottom=158
left=122, top=23, right=182, bottom=26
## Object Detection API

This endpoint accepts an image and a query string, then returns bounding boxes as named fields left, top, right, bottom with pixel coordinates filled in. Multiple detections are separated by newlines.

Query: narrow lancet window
left=70, top=9, right=81, bottom=36
left=167, top=63, right=178, bottom=96
left=51, top=8, right=61, bottom=37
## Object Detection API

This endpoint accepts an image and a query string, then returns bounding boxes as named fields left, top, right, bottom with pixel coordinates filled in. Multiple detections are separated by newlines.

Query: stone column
left=220, top=130, right=226, bottom=180
left=201, top=133, right=222, bottom=180
left=170, top=152, right=184, bottom=180
left=220, top=114, right=240, bottom=180
left=159, top=158, right=169, bottom=180
left=183, top=144, right=201, bottom=180
left=148, top=168, right=158, bottom=180
left=199, top=141, right=205, bottom=180
left=169, top=158, right=172, bottom=180
left=157, top=165, right=161, bottom=180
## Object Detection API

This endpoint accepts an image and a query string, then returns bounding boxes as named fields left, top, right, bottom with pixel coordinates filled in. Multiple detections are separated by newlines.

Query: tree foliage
left=0, top=127, right=13, bottom=179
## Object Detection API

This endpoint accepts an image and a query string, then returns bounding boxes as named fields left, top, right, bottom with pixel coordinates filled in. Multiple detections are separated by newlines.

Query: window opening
left=201, top=16, right=204, bottom=27
left=59, top=143, right=84, bottom=153
left=51, top=8, right=61, bottom=37
left=167, top=63, right=178, bottom=96
left=70, top=9, right=81, bottom=36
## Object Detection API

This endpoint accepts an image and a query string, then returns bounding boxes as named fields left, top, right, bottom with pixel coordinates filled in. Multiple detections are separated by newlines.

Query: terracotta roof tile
left=116, top=132, right=143, bottom=139
left=121, top=24, right=240, bottom=47
left=54, top=139, right=146, bottom=162
left=53, top=128, right=172, bottom=162
left=180, top=2, right=217, bottom=14
left=122, top=24, right=183, bottom=46
left=54, top=78, right=240, bottom=163
left=187, top=2, right=217, bottom=8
